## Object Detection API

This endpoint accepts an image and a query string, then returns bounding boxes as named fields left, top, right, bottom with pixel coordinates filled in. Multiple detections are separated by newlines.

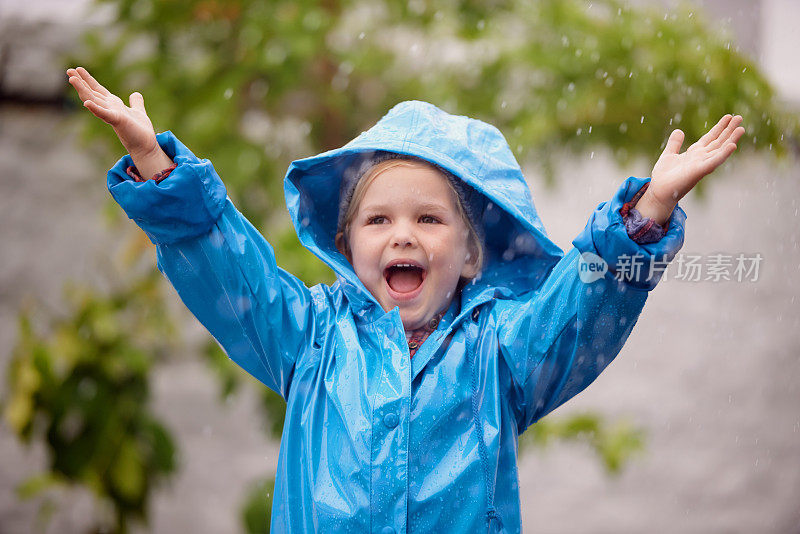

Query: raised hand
left=636, top=114, right=745, bottom=225
left=66, top=67, right=173, bottom=177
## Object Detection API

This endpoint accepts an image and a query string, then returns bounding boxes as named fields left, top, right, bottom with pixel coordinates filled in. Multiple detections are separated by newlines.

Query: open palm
left=66, top=67, right=158, bottom=157
left=649, top=114, right=745, bottom=209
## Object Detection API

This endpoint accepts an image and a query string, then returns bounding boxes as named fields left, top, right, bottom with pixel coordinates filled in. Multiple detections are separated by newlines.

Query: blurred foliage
left=520, top=412, right=645, bottom=474
left=2, top=271, right=177, bottom=533
left=241, top=476, right=276, bottom=534
left=24, top=0, right=796, bottom=531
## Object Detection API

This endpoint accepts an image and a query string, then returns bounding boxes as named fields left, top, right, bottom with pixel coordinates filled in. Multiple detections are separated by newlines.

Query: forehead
left=358, top=163, right=458, bottom=208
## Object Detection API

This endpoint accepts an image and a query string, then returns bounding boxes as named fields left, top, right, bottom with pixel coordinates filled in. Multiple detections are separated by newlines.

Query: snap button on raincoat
left=108, top=101, right=686, bottom=533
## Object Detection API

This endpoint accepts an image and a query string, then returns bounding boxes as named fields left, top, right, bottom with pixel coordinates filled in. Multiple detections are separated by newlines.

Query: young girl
left=67, top=66, right=743, bottom=533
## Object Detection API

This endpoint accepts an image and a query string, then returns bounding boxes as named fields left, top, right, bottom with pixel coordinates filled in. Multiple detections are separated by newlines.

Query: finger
left=725, top=123, right=745, bottom=145
left=707, top=115, right=743, bottom=151
left=726, top=126, right=745, bottom=147
left=662, top=129, right=685, bottom=155
left=698, top=142, right=737, bottom=175
left=75, top=66, right=112, bottom=96
left=704, top=127, right=745, bottom=159
left=68, top=75, right=95, bottom=101
left=695, top=114, right=732, bottom=148
left=129, top=92, right=146, bottom=112
left=84, top=99, right=120, bottom=124
left=68, top=75, right=106, bottom=102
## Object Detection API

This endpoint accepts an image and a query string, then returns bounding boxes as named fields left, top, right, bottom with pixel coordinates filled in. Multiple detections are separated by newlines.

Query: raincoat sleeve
left=107, top=131, right=319, bottom=398
left=497, top=176, right=686, bottom=431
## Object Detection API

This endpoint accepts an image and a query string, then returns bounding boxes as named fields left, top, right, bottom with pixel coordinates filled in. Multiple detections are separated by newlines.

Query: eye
left=419, top=214, right=441, bottom=224
left=367, top=215, right=387, bottom=225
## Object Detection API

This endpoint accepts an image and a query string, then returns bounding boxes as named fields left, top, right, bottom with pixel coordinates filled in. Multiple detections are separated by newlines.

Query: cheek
left=349, top=239, right=382, bottom=281
left=429, top=235, right=468, bottom=272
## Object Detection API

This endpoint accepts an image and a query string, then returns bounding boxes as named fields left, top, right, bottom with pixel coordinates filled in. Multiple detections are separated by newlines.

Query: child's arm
left=68, top=67, right=321, bottom=398
left=497, top=117, right=743, bottom=432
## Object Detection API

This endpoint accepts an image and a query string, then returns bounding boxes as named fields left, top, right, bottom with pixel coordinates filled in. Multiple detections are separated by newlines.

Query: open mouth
left=384, top=261, right=427, bottom=300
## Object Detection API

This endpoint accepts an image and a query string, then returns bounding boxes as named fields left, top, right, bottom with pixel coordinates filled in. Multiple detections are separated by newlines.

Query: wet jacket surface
left=108, top=101, right=686, bottom=533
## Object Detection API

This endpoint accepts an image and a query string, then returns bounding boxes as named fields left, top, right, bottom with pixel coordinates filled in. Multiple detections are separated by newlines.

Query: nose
left=391, top=221, right=417, bottom=248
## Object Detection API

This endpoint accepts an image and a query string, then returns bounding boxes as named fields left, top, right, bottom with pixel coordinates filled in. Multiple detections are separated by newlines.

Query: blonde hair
left=335, top=158, right=484, bottom=276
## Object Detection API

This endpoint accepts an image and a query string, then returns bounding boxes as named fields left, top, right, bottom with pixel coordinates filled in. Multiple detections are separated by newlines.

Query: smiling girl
left=67, top=66, right=743, bottom=533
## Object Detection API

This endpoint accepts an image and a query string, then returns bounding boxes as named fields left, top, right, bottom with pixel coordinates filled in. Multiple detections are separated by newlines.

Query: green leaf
left=16, top=474, right=63, bottom=500
left=521, top=412, right=646, bottom=475
left=241, top=476, right=276, bottom=534
left=110, top=439, right=145, bottom=503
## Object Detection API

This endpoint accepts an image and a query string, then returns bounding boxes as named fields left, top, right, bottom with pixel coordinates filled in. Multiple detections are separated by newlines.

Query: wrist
left=633, top=189, right=674, bottom=226
left=130, top=142, right=174, bottom=180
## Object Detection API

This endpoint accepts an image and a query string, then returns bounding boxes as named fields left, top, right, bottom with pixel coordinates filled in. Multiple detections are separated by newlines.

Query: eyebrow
left=360, top=202, right=451, bottom=213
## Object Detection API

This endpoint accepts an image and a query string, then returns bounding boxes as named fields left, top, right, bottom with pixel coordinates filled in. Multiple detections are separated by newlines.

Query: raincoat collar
left=284, top=100, right=563, bottom=319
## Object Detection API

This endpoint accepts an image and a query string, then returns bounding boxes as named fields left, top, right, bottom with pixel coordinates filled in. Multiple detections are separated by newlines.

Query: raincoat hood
left=284, top=100, right=563, bottom=311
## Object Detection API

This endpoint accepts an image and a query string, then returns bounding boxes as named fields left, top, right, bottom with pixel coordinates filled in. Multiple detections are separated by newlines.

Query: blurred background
left=1, top=0, right=798, bottom=532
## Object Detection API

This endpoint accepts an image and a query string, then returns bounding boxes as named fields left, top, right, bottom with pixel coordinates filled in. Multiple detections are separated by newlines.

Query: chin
left=398, top=308, right=427, bottom=330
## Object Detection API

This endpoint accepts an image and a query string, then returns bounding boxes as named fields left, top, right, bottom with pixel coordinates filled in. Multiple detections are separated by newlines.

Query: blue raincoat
left=108, top=101, right=686, bottom=533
